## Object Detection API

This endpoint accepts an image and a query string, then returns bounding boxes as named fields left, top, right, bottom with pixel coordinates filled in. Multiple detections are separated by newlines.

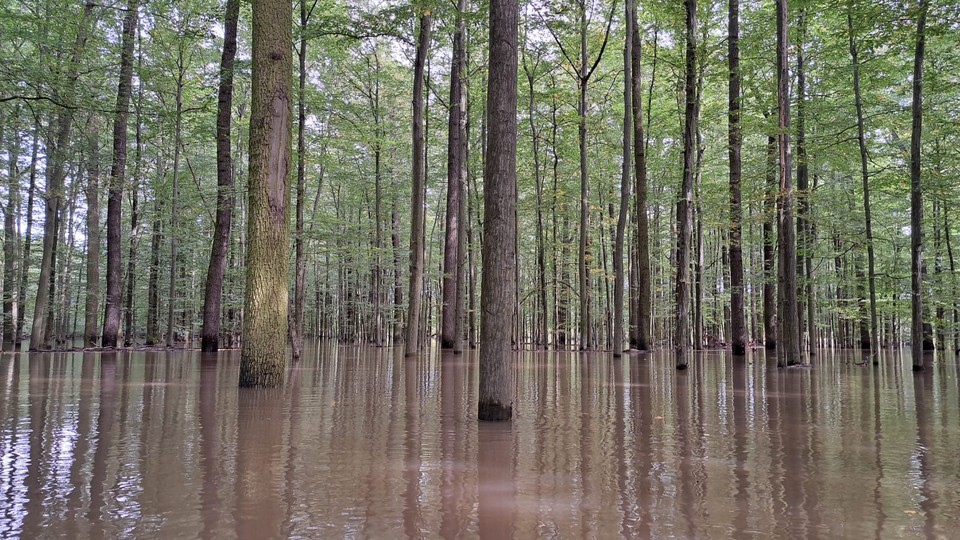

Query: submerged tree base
left=478, top=401, right=512, bottom=422
left=239, top=359, right=285, bottom=388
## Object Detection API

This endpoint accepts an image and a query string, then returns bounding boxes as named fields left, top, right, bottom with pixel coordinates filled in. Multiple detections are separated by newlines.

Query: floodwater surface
left=1, top=345, right=959, bottom=538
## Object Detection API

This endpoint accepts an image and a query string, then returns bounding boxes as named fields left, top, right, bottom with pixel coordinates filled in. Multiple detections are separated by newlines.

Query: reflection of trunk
left=101, top=0, right=139, bottom=348
left=32, top=3, right=97, bottom=350
left=201, top=0, right=240, bottom=352
left=478, top=0, right=517, bottom=421
left=909, top=0, right=928, bottom=370
left=404, top=14, right=431, bottom=357
left=675, top=0, right=697, bottom=368
left=848, top=7, right=877, bottom=352
left=728, top=0, right=745, bottom=356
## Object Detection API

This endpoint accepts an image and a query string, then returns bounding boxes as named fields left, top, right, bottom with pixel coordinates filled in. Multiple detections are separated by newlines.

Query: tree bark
left=478, top=0, right=517, bottom=421
left=728, top=0, right=746, bottom=356
left=201, top=0, right=240, bottom=352
left=910, top=0, right=928, bottom=371
left=776, top=0, right=801, bottom=366
left=289, top=0, right=312, bottom=361
left=239, top=0, right=292, bottom=388
left=404, top=13, right=431, bottom=357
left=101, top=0, right=138, bottom=349
left=613, top=0, right=633, bottom=356
left=3, top=115, right=20, bottom=351
left=675, top=0, right=697, bottom=368
left=631, top=17, right=651, bottom=352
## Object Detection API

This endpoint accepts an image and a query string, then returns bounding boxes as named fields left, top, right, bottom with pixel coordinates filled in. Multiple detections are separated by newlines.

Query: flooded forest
left=2, top=0, right=960, bottom=536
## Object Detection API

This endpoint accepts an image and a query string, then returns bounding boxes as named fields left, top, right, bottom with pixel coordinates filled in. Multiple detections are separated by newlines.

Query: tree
left=479, top=0, right=518, bottom=421
left=675, top=0, right=697, bottom=369
left=101, top=0, right=138, bottom=349
left=612, top=0, right=633, bottom=357
left=201, top=0, right=240, bottom=353
left=83, top=116, right=101, bottom=347
left=404, top=11, right=431, bottom=357
left=910, top=0, right=928, bottom=372
left=728, top=0, right=746, bottom=356
left=239, top=0, right=292, bottom=388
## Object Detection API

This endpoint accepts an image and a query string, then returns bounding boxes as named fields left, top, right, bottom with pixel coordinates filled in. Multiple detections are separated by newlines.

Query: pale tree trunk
left=201, top=0, right=240, bottom=352
left=239, top=0, right=292, bottom=387
left=32, top=2, right=97, bottom=350
left=101, top=0, right=138, bottom=348
left=763, top=131, right=777, bottom=349
left=16, top=121, right=40, bottom=349
left=675, top=0, right=697, bottom=368
left=631, top=17, right=651, bottom=351
left=613, top=0, right=633, bottom=356
left=479, top=0, right=517, bottom=421
left=83, top=116, right=101, bottom=347
left=776, top=0, right=801, bottom=366
left=441, top=0, right=466, bottom=350
left=404, top=13, right=431, bottom=357
left=910, top=0, right=928, bottom=371
left=728, top=0, right=746, bottom=356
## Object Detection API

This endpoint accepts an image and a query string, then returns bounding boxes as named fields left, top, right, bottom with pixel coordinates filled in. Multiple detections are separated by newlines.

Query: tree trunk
left=675, top=0, right=697, bottom=368
left=101, top=0, right=138, bottom=348
left=166, top=71, right=184, bottom=348
left=441, top=1, right=466, bottom=350
left=404, top=13, right=431, bottom=357
left=3, top=116, right=20, bottom=351
left=776, top=0, right=801, bottom=366
left=201, top=0, right=240, bottom=352
left=31, top=2, right=97, bottom=350
left=910, top=0, right=928, bottom=371
left=478, top=0, right=517, bottom=421
left=613, top=0, right=633, bottom=356
left=146, top=196, right=162, bottom=345
left=631, top=17, right=651, bottom=351
left=577, top=0, right=591, bottom=350
left=83, top=117, right=101, bottom=347
left=289, top=0, right=310, bottom=361
left=847, top=6, right=878, bottom=354
left=17, top=122, right=41, bottom=349
left=728, top=0, right=746, bottom=356
left=763, top=132, right=777, bottom=350
left=239, top=0, right=292, bottom=388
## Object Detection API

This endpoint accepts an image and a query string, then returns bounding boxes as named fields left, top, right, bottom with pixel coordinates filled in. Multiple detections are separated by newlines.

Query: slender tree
left=612, top=0, right=633, bottom=356
left=3, top=113, right=20, bottom=351
left=101, top=0, right=139, bottom=348
left=910, top=0, right=928, bottom=372
left=675, top=0, right=697, bottom=369
left=404, top=11, right=431, bottom=357
left=478, top=0, right=518, bottom=421
left=728, top=0, right=746, bottom=356
left=201, top=0, right=240, bottom=352
left=631, top=15, right=651, bottom=351
left=239, top=0, right=292, bottom=387
left=83, top=116, right=101, bottom=347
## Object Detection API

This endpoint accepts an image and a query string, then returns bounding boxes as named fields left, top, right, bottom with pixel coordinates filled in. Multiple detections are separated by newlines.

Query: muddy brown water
left=1, top=345, right=958, bottom=538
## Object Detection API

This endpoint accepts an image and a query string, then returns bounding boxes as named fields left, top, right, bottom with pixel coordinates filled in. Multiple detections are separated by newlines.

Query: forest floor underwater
left=1, top=342, right=958, bottom=538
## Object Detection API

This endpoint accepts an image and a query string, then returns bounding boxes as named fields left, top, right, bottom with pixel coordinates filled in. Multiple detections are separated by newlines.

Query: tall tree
left=404, top=11, right=431, bottom=357
left=441, top=0, right=467, bottom=350
left=101, top=0, right=139, bottom=348
left=201, top=0, right=240, bottom=352
left=910, top=0, right=928, bottom=372
left=776, top=0, right=801, bottom=367
left=478, top=0, right=518, bottom=421
left=30, top=1, right=97, bottom=350
left=631, top=15, right=651, bottom=351
left=675, top=0, right=697, bottom=369
left=3, top=112, right=20, bottom=351
left=728, top=0, right=746, bottom=356
left=612, top=0, right=633, bottom=356
left=239, top=0, right=292, bottom=387
left=83, top=116, right=101, bottom=347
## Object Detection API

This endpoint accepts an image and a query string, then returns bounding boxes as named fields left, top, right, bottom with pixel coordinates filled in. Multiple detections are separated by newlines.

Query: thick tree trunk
left=83, top=117, right=101, bottom=347
left=31, top=3, right=96, bottom=350
left=613, top=0, right=633, bottom=356
left=201, top=0, right=240, bottom=352
left=847, top=7, right=878, bottom=354
left=631, top=17, right=651, bottom=351
left=404, top=13, right=431, bottom=357
left=239, top=0, right=292, bottom=388
left=910, top=0, right=927, bottom=371
left=675, top=0, right=697, bottom=368
left=728, top=0, right=746, bottom=356
left=478, top=0, right=518, bottom=421
left=441, top=1, right=466, bottom=350
left=776, top=0, right=801, bottom=367
left=101, top=0, right=138, bottom=349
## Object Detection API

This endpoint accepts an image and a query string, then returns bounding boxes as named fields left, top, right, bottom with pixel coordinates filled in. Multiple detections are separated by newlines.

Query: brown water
left=1, top=345, right=959, bottom=539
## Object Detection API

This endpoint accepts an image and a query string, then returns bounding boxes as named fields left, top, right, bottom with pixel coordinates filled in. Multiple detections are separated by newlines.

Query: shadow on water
left=1, top=343, right=959, bottom=538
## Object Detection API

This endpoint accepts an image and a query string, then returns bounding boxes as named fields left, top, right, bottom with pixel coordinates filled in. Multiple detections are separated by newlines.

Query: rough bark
left=239, top=0, right=292, bottom=388
left=404, top=13, right=431, bottom=357
left=910, top=0, right=928, bottom=371
left=675, top=0, right=697, bottom=368
left=101, top=0, right=138, bottom=348
left=478, top=0, right=517, bottom=421
left=201, top=0, right=240, bottom=352
left=728, top=0, right=746, bottom=356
